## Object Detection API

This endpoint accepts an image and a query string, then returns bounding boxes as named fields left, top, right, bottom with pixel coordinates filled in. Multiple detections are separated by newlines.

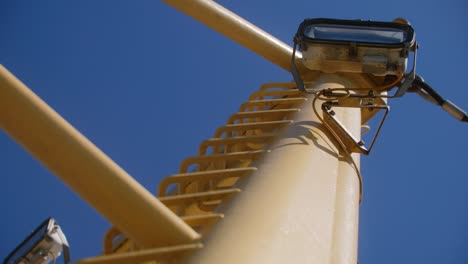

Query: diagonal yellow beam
left=163, top=0, right=303, bottom=72
left=0, top=65, right=200, bottom=248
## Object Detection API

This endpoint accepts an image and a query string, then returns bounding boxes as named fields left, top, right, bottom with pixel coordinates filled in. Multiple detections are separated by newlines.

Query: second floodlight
left=3, top=218, right=70, bottom=264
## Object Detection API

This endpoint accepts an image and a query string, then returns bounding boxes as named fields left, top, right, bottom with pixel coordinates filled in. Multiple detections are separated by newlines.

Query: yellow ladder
left=90, top=82, right=307, bottom=263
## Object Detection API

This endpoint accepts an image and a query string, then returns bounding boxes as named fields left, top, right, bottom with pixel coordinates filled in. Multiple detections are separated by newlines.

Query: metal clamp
left=320, top=91, right=389, bottom=155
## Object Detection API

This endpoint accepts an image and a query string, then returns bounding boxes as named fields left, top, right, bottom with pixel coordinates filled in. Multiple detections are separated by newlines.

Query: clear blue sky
left=1, top=0, right=467, bottom=263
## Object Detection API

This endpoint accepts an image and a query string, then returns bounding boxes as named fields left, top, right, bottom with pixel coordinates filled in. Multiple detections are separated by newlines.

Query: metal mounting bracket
left=321, top=97, right=389, bottom=155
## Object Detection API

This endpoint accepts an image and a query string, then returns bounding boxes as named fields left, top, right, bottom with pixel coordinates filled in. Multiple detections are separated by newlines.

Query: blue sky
left=1, top=0, right=467, bottom=263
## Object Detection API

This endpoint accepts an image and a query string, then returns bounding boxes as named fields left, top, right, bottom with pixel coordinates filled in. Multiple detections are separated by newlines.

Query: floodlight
left=293, top=18, right=415, bottom=76
left=3, top=218, right=70, bottom=264
left=289, top=17, right=465, bottom=157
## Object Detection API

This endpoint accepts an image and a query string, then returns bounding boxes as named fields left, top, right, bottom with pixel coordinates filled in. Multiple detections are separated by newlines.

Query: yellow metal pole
left=183, top=74, right=362, bottom=264
left=161, top=1, right=365, bottom=263
left=0, top=65, right=200, bottom=248
left=162, top=0, right=303, bottom=72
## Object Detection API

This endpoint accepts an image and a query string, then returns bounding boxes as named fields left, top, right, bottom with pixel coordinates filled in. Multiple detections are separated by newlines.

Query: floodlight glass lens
left=4, top=224, right=48, bottom=263
left=304, top=24, right=407, bottom=44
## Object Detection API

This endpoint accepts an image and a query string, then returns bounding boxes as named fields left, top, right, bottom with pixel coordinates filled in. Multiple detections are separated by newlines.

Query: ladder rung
left=159, top=188, right=241, bottom=207
left=158, top=167, right=256, bottom=196
left=199, top=134, right=275, bottom=155
left=227, top=109, right=299, bottom=124
left=179, top=150, right=267, bottom=173
left=259, top=82, right=297, bottom=91
left=214, top=120, right=292, bottom=137
left=77, top=243, right=203, bottom=264
left=181, top=213, right=224, bottom=227
left=103, top=227, right=125, bottom=254
left=249, top=89, right=303, bottom=101
left=240, top=98, right=307, bottom=111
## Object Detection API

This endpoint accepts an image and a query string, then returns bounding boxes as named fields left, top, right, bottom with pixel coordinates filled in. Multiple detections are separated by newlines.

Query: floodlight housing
left=3, top=218, right=70, bottom=264
left=295, top=18, right=415, bottom=75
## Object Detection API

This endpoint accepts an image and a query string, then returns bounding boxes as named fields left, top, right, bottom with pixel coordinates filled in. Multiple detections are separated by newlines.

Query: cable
left=301, top=75, right=407, bottom=204
left=311, top=93, right=363, bottom=204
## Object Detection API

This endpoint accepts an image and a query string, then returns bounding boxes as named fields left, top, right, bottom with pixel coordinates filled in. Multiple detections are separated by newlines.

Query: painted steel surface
left=183, top=75, right=361, bottom=264
left=0, top=65, right=200, bottom=249
left=163, top=0, right=304, bottom=72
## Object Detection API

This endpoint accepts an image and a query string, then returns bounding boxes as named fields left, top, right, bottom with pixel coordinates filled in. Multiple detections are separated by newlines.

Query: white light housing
left=4, top=218, right=70, bottom=264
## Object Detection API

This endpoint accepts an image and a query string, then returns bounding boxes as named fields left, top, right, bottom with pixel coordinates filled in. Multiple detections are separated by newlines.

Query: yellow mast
left=181, top=76, right=363, bottom=264
left=158, top=1, right=370, bottom=262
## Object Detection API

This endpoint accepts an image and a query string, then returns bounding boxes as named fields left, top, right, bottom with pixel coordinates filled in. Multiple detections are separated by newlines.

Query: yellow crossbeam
left=0, top=65, right=199, bottom=248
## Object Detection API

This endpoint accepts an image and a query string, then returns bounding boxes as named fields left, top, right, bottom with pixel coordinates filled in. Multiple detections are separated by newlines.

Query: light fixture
left=3, top=218, right=70, bottom=264
left=289, top=18, right=417, bottom=154
left=294, top=18, right=415, bottom=76
left=290, top=17, right=465, bottom=157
